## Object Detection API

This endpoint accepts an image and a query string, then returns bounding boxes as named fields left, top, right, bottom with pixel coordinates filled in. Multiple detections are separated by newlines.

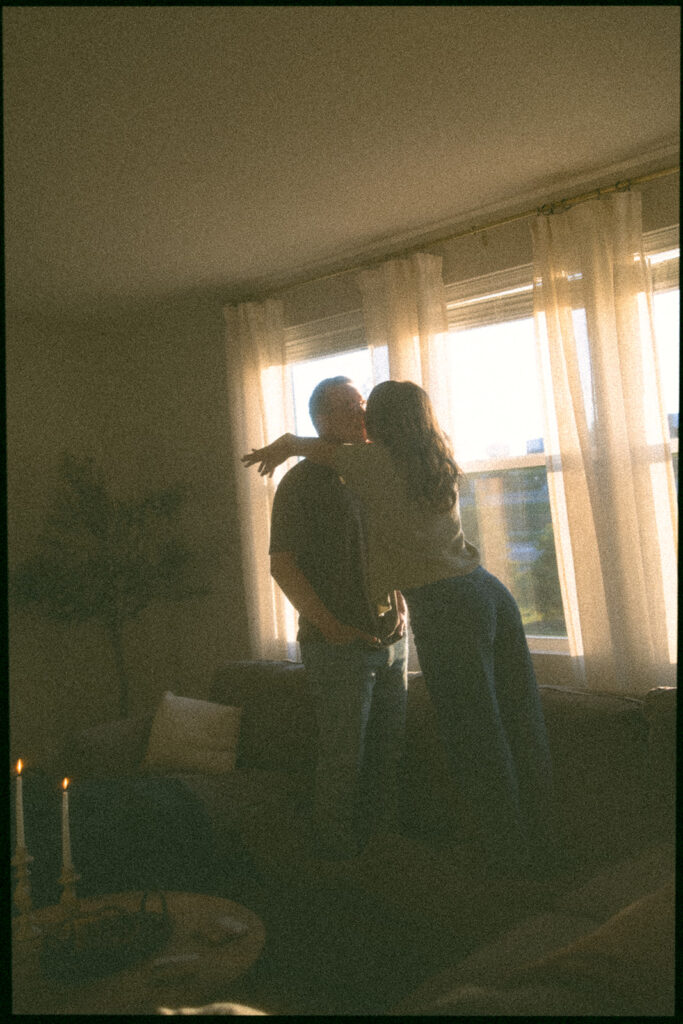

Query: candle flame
left=17, top=759, right=23, bottom=774
left=62, top=777, right=69, bottom=790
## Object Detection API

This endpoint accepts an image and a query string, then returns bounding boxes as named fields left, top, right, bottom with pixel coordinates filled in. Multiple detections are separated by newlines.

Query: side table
left=12, top=890, right=266, bottom=1015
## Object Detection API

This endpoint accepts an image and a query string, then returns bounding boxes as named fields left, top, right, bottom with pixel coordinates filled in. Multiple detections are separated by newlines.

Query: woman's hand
left=241, top=434, right=293, bottom=477
left=378, top=590, right=407, bottom=644
left=382, top=610, right=406, bottom=645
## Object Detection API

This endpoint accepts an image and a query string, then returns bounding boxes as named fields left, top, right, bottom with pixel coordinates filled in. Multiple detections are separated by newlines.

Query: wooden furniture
left=12, top=890, right=266, bottom=1015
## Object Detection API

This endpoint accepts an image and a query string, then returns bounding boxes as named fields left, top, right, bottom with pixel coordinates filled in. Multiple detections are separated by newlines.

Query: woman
left=243, top=380, right=555, bottom=879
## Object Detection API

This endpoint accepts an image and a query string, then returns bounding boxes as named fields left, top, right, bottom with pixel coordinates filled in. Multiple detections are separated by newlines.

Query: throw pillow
left=564, top=841, right=675, bottom=919
left=402, top=883, right=675, bottom=1017
left=142, top=692, right=242, bottom=775
left=393, top=910, right=600, bottom=1015
left=512, top=880, right=675, bottom=1015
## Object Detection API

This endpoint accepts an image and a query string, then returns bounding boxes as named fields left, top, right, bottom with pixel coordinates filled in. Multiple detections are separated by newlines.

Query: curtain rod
left=240, top=164, right=679, bottom=303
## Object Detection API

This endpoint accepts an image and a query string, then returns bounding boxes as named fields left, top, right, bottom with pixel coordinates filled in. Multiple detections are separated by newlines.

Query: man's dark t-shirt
left=269, top=459, right=381, bottom=643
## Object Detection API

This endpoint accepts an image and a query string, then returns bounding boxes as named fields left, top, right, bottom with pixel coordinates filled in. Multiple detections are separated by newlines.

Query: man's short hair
left=308, top=376, right=353, bottom=431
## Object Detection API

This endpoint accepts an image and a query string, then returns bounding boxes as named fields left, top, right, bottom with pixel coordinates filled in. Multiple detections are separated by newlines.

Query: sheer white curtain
left=223, top=298, right=295, bottom=658
left=531, top=192, right=677, bottom=693
left=357, top=253, right=453, bottom=433
left=357, top=251, right=516, bottom=589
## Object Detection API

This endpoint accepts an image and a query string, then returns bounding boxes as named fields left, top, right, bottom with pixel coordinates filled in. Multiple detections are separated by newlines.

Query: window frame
left=442, top=226, right=679, bottom=650
left=282, top=225, right=679, bottom=657
left=445, top=263, right=565, bottom=650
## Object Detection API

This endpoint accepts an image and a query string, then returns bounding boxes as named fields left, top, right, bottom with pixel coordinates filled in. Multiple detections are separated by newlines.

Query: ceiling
left=3, top=5, right=680, bottom=315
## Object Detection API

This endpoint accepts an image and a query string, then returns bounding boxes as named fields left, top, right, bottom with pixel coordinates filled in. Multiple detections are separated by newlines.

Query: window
left=290, top=347, right=388, bottom=435
left=644, top=226, right=679, bottom=489
left=444, top=268, right=566, bottom=649
left=282, top=227, right=679, bottom=656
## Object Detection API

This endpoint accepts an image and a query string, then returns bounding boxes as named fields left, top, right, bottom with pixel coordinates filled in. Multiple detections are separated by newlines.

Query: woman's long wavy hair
left=365, top=381, right=462, bottom=513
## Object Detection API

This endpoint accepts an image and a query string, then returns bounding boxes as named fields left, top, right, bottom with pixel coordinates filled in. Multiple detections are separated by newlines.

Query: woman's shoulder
left=336, top=441, right=392, bottom=470
left=345, top=440, right=391, bottom=458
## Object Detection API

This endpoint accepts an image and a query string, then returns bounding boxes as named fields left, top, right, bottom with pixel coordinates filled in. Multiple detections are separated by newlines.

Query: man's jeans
left=300, top=635, right=408, bottom=859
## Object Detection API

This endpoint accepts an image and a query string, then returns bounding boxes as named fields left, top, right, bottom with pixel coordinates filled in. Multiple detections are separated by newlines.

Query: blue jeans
left=405, top=567, right=555, bottom=876
left=301, top=635, right=408, bottom=858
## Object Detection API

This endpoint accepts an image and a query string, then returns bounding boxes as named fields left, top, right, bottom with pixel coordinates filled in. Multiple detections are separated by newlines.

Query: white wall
left=7, top=172, right=678, bottom=763
left=7, top=295, right=249, bottom=763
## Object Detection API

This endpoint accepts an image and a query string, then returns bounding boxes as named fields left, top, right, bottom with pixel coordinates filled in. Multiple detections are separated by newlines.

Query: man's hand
left=321, top=618, right=383, bottom=648
left=242, top=434, right=293, bottom=477
left=270, top=551, right=382, bottom=648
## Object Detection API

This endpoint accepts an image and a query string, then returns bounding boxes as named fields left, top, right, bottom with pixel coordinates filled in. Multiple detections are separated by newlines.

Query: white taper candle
left=16, top=761, right=26, bottom=849
left=61, top=778, right=73, bottom=870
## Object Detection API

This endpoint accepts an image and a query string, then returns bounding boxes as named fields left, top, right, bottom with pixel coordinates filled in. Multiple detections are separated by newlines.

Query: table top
left=12, top=890, right=266, bottom=1015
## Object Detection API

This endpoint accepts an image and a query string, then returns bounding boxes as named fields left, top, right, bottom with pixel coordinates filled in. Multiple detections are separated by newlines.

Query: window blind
left=283, top=226, right=678, bottom=359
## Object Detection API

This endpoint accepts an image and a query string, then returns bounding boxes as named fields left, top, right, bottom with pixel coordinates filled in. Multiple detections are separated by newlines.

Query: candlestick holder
left=12, top=845, right=41, bottom=941
left=58, top=863, right=81, bottom=921
left=40, top=891, right=172, bottom=983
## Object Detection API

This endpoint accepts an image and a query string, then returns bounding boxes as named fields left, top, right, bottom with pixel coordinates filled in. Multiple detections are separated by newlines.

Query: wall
left=7, top=170, right=678, bottom=764
left=281, top=172, right=680, bottom=323
left=7, top=294, right=250, bottom=764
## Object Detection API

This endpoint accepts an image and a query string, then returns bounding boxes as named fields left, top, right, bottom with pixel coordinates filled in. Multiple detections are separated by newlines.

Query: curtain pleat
left=223, top=299, right=295, bottom=659
left=358, top=252, right=517, bottom=588
left=532, top=192, right=677, bottom=692
left=357, top=252, right=452, bottom=433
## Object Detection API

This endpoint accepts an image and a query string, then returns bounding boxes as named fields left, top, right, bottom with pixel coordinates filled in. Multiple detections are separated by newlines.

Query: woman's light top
left=332, top=442, right=480, bottom=604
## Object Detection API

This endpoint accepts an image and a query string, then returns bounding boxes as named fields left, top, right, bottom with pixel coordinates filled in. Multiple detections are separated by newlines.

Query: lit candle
left=61, top=778, right=73, bottom=870
left=15, top=760, right=26, bottom=849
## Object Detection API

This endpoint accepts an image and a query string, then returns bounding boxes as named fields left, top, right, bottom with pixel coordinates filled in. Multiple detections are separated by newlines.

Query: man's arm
left=270, top=551, right=381, bottom=647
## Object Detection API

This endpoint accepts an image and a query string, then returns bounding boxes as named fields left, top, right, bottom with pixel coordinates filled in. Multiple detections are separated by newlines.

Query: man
left=269, top=376, right=408, bottom=859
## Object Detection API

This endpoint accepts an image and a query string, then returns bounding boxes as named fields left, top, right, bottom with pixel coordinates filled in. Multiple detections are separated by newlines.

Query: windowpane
left=652, top=287, right=679, bottom=433
left=445, top=318, right=546, bottom=461
left=459, top=467, right=566, bottom=636
left=289, top=347, right=388, bottom=434
left=650, top=259, right=678, bottom=494
left=442, top=315, right=567, bottom=638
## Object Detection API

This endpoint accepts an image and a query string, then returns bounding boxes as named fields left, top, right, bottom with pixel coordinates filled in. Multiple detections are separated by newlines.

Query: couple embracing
left=243, top=376, right=555, bottom=880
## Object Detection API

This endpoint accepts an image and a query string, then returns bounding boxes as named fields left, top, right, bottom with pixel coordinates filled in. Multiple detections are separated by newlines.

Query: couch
left=51, top=661, right=675, bottom=1015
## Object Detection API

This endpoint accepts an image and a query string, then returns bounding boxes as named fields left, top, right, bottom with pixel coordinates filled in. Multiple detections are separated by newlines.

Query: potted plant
left=11, top=453, right=210, bottom=717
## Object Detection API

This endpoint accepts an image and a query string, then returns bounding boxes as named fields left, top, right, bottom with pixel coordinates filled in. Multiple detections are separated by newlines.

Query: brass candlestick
left=12, top=845, right=41, bottom=940
left=58, top=863, right=81, bottom=920
left=57, top=864, right=80, bottom=921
